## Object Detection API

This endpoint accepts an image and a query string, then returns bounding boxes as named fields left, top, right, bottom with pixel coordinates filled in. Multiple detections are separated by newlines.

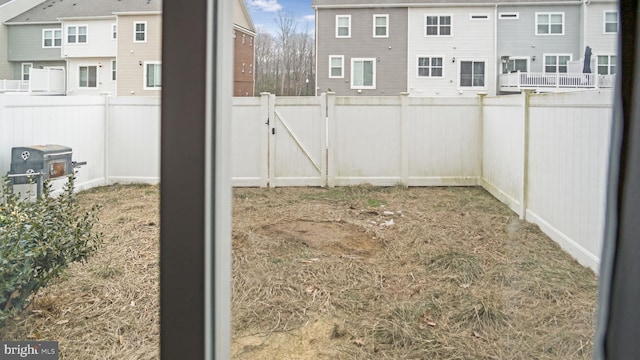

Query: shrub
left=0, top=175, right=101, bottom=326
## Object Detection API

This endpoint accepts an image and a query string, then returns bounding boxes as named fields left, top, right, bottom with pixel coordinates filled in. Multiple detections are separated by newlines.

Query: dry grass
left=0, top=184, right=598, bottom=359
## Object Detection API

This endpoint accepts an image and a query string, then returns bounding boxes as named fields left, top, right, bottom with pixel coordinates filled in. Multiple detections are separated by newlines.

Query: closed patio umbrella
left=583, top=46, right=592, bottom=73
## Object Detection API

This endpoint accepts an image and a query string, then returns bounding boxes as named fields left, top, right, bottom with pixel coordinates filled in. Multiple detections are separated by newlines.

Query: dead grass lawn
left=0, top=184, right=598, bottom=359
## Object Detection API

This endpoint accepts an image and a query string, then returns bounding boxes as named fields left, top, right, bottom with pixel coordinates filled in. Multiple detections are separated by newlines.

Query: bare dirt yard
left=0, top=184, right=598, bottom=359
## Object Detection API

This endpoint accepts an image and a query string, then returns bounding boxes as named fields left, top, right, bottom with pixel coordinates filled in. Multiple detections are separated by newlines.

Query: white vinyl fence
left=0, top=90, right=613, bottom=273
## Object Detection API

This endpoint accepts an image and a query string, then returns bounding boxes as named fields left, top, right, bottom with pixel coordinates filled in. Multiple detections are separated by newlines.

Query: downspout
left=314, top=7, right=318, bottom=96
left=582, top=0, right=589, bottom=52
left=494, top=4, right=498, bottom=95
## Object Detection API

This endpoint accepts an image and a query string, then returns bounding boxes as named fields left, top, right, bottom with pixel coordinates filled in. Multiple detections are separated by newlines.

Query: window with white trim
left=111, top=60, right=117, bottom=81
left=417, top=56, right=444, bottom=77
left=597, top=55, right=616, bottom=75
left=67, top=25, right=87, bottom=43
left=329, top=55, right=344, bottom=78
left=373, top=14, right=389, bottom=37
left=112, top=24, right=117, bottom=39
left=502, top=57, right=529, bottom=74
left=134, top=22, right=147, bottom=42
left=459, top=60, right=485, bottom=88
left=351, top=58, right=376, bottom=89
left=536, top=13, right=564, bottom=35
left=499, top=12, right=519, bottom=20
left=242, top=63, right=245, bottom=73
left=425, top=15, right=451, bottom=36
left=604, top=11, right=618, bottom=33
left=544, top=54, right=571, bottom=73
left=79, top=65, right=97, bottom=88
left=144, top=62, right=162, bottom=89
left=43, top=29, right=62, bottom=48
left=21, top=63, right=32, bottom=82
left=336, top=15, right=351, bottom=38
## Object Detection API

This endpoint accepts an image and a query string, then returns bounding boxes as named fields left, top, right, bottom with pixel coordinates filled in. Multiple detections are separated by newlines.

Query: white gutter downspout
left=583, top=0, right=589, bottom=51
left=314, top=7, right=319, bottom=96
left=494, top=4, right=498, bottom=95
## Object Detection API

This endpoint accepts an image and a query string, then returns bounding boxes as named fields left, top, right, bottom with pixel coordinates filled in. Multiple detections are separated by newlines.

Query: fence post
left=321, top=92, right=328, bottom=187
left=103, top=93, right=110, bottom=185
left=521, top=89, right=533, bottom=220
left=400, top=92, right=410, bottom=185
left=326, top=91, right=336, bottom=188
left=260, top=92, right=270, bottom=188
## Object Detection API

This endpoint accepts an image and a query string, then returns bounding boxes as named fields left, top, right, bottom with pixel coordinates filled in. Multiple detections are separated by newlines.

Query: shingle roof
left=6, top=0, right=161, bottom=23
left=0, top=0, right=15, bottom=6
left=311, top=0, right=581, bottom=6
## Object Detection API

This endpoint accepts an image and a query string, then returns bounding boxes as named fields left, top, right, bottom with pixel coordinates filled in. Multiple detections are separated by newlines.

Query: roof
left=6, top=0, right=161, bottom=23
left=311, top=0, right=582, bottom=7
left=0, top=0, right=14, bottom=6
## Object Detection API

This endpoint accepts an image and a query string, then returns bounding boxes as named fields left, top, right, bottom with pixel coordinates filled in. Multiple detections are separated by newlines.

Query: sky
left=245, top=0, right=315, bottom=35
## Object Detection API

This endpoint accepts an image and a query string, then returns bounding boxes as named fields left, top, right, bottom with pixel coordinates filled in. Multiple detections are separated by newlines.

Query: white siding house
left=61, top=17, right=117, bottom=95
left=408, top=6, right=496, bottom=96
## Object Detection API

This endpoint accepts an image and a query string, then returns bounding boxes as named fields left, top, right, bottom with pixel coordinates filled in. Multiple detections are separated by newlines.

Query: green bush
left=0, top=175, right=101, bottom=326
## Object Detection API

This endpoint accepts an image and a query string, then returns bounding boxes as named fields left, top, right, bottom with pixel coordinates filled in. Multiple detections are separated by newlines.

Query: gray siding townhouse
left=0, top=0, right=49, bottom=82
left=313, top=0, right=617, bottom=96
left=312, top=1, right=409, bottom=96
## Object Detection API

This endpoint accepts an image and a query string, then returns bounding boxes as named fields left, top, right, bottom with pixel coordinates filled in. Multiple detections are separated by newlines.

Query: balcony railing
left=0, top=80, right=30, bottom=92
left=499, top=71, right=615, bottom=92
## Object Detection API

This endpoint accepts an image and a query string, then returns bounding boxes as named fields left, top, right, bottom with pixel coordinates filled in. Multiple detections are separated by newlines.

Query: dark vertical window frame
left=595, top=0, right=640, bottom=359
left=161, top=0, right=232, bottom=358
left=160, top=0, right=207, bottom=358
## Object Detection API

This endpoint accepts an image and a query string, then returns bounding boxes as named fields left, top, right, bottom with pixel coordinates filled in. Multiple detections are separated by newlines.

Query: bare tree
left=254, top=11, right=315, bottom=96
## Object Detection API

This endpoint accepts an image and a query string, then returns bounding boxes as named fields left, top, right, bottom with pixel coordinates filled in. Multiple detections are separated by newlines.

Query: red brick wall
left=234, top=29, right=255, bottom=97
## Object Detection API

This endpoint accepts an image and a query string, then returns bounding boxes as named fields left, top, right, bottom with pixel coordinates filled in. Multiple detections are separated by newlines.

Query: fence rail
left=0, top=91, right=613, bottom=273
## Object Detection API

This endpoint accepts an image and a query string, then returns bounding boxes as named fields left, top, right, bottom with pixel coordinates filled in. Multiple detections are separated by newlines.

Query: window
left=598, top=55, right=616, bottom=75
left=425, top=15, right=451, bottom=36
left=470, top=14, right=489, bottom=20
left=499, top=12, right=519, bottom=20
left=329, top=55, right=344, bottom=78
left=144, top=62, right=162, bottom=89
left=373, top=14, right=389, bottom=37
left=112, top=24, right=117, bottom=39
left=351, top=58, right=375, bottom=89
left=502, top=57, right=529, bottom=74
left=459, top=60, right=485, bottom=88
left=249, top=64, right=252, bottom=74
left=417, top=56, right=444, bottom=77
left=242, top=34, right=245, bottom=44
left=242, top=63, right=245, bottom=73
left=78, top=65, right=97, bottom=88
left=544, top=54, right=571, bottom=73
left=111, top=60, right=117, bottom=81
left=249, top=36, right=253, bottom=46
left=21, top=63, right=32, bottom=82
left=336, top=15, right=351, bottom=38
left=604, top=11, right=618, bottom=33
left=67, top=25, right=87, bottom=43
left=536, top=13, right=564, bottom=35
left=42, top=29, right=62, bottom=48
left=134, top=22, right=147, bottom=42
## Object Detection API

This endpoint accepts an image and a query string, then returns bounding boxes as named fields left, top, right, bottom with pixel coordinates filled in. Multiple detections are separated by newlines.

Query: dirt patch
left=0, top=184, right=598, bottom=359
left=255, top=220, right=381, bottom=259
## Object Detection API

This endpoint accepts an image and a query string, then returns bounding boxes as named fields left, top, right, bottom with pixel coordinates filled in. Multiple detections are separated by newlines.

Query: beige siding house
left=115, top=13, right=162, bottom=96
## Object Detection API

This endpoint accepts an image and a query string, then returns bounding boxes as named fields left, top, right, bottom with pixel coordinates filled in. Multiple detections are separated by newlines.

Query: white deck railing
left=0, top=80, right=29, bottom=92
left=500, top=71, right=615, bottom=92
left=0, top=69, right=65, bottom=94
